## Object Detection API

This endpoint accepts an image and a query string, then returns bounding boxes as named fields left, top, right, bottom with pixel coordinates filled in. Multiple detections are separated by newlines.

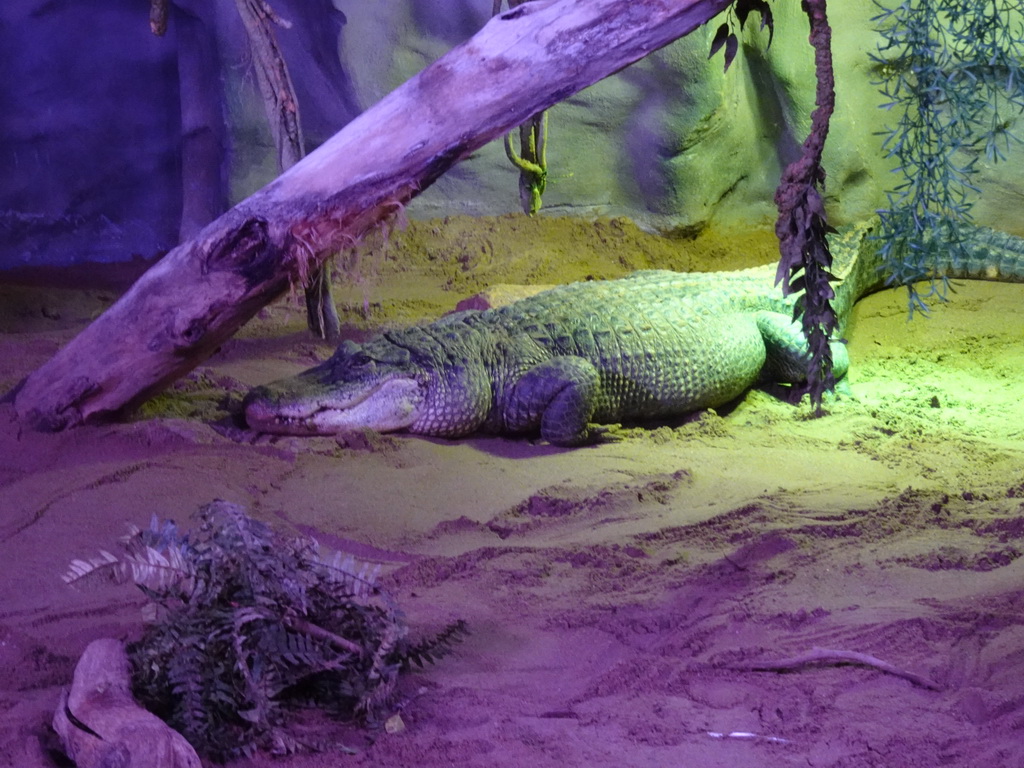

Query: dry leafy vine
left=711, top=0, right=838, bottom=412
left=773, top=0, right=838, bottom=414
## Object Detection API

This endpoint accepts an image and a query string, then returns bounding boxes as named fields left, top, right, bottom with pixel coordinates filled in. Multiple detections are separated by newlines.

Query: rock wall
left=0, top=0, right=353, bottom=268
left=1, top=0, right=1021, bottom=269
left=1, top=0, right=183, bottom=268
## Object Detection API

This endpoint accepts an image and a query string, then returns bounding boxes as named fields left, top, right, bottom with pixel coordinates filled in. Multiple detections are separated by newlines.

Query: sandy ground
left=2, top=214, right=1024, bottom=768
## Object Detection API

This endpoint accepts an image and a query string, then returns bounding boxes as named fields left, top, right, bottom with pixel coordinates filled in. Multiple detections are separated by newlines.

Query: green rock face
left=333, top=1, right=1022, bottom=235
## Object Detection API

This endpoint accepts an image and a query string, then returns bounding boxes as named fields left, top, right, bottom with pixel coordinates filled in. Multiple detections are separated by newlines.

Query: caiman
left=243, top=221, right=1024, bottom=445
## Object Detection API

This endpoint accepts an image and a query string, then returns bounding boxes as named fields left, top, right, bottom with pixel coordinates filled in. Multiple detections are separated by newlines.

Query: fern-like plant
left=64, top=500, right=467, bottom=760
left=871, top=0, right=1024, bottom=313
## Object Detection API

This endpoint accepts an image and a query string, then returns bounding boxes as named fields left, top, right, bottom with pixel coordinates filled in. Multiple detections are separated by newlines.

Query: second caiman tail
left=244, top=221, right=1024, bottom=445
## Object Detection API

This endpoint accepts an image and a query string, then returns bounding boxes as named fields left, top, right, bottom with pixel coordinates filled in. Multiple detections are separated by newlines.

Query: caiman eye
left=349, top=352, right=372, bottom=368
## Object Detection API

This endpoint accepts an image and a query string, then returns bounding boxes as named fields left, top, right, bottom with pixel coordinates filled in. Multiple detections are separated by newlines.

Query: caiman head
left=243, top=339, right=426, bottom=436
left=243, top=334, right=491, bottom=437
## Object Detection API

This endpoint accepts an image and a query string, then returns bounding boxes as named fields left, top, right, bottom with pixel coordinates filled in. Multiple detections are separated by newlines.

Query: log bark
left=12, top=0, right=732, bottom=430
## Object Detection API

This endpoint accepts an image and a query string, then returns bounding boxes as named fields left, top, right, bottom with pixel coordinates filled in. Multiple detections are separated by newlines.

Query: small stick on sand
left=730, top=646, right=943, bottom=691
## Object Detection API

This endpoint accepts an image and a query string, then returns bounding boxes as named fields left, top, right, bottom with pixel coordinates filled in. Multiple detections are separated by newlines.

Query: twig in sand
left=730, top=646, right=943, bottom=691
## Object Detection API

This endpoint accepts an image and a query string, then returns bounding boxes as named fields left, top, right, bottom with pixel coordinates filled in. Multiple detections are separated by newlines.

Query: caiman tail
left=832, top=219, right=1024, bottom=331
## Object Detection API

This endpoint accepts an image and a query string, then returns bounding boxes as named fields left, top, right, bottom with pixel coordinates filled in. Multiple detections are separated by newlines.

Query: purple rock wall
left=1, top=0, right=183, bottom=267
left=0, top=0, right=355, bottom=270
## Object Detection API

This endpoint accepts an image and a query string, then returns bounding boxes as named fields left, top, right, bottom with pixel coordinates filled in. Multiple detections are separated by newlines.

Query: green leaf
left=708, top=22, right=730, bottom=60
left=723, top=34, right=739, bottom=73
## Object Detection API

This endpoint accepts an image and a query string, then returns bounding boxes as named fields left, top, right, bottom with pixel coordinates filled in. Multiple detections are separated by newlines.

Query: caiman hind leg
left=504, top=356, right=601, bottom=445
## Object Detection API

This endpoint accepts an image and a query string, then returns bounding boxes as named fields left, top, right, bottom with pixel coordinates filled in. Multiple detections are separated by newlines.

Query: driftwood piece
left=232, top=0, right=342, bottom=339
left=12, top=0, right=732, bottom=431
left=233, top=0, right=303, bottom=171
left=53, top=638, right=201, bottom=768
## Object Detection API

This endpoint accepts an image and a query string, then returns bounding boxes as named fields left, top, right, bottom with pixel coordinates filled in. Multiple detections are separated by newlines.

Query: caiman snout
left=242, top=386, right=270, bottom=424
left=242, top=377, right=425, bottom=436
left=242, top=385, right=314, bottom=435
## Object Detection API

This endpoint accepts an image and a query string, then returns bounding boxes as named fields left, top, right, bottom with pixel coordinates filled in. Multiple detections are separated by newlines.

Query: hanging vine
left=493, top=0, right=549, bottom=215
left=772, top=0, right=838, bottom=414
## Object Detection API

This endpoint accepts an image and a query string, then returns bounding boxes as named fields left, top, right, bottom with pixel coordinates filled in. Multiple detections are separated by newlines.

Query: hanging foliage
left=771, top=0, right=838, bottom=414
left=871, top=0, right=1024, bottom=313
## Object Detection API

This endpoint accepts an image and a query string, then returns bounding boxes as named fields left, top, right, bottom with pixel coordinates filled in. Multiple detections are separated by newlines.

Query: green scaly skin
left=243, top=220, right=1024, bottom=445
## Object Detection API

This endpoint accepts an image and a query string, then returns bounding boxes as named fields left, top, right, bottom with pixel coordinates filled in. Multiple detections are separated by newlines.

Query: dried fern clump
left=64, top=500, right=467, bottom=760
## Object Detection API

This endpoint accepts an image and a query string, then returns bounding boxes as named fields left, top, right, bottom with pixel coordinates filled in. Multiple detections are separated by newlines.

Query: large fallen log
left=12, top=0, right=732, bottom=430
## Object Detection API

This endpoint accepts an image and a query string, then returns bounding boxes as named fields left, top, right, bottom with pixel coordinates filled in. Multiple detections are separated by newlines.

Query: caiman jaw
left=244, top=377, right=424, bottom=435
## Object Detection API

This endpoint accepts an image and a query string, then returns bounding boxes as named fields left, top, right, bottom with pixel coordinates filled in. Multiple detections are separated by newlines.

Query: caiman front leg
left=505, top=357, right=602, bottom=445
left=755, top=311, right=850, bottom=397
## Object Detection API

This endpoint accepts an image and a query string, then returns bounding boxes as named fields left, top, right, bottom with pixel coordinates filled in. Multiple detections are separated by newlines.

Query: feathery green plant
left=64, top=501, right=467, bottom=761
left=871, top=0, right=1024, bottom=313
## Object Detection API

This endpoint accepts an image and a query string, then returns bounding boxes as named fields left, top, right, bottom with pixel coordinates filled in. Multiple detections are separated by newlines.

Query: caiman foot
left=587, top=423, right=626, bottom=443
left=544, top=423, right=624, bottom=446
